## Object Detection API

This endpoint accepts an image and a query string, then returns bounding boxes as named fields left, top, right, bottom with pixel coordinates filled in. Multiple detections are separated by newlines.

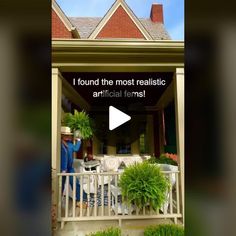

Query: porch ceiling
left=62, top=72, right=173, bottom=107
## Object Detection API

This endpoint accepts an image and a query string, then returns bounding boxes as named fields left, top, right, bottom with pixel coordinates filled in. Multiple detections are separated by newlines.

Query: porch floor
left=55, top=218, right=180, bottom=236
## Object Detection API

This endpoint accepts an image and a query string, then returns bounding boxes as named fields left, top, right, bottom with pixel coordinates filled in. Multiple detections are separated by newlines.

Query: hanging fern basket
left=63, top=110, right=94, bottom=140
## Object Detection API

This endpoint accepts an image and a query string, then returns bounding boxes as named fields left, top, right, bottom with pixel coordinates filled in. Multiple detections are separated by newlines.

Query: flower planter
left=156, top=164, right=179, bottom=213
left=156, top=164, right=178, bottom=186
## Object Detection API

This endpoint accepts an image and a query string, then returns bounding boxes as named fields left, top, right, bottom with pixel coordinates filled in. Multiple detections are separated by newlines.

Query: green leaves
left=119, top=162, right=170, bottom=211
left=87, top=227, right=121, bottom=236
left=144, top=224, right=184, bottom=236
left=85, top=223, right=184, bottom=236
left=63, top=109, right=94, bottom=139
left=158, top=154, right=178, bottom=166
left=147, top=154, right=178, bottom=166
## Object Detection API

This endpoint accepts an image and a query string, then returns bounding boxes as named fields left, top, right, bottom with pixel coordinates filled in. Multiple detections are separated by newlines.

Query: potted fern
left=63, top=110, right=94, bottom=159
left=119, top=162, right=170, bottom=211
left=63, top=109, right=94, bottom=139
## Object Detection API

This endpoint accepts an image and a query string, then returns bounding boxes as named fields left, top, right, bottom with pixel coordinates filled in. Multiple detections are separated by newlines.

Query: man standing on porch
left=61, top=126, right=87, bottom=208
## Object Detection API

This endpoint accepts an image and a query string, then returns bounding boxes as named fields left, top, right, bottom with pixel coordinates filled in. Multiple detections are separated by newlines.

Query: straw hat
left=61, top=126, right=73, bottom=135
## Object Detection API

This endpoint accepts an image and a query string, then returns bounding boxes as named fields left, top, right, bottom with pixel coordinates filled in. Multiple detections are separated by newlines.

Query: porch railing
left=57, top=170, right=182, bottom=228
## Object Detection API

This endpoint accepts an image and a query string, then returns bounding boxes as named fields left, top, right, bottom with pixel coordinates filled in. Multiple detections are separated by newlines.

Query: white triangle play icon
left=109, top=106, right=131, bottom=131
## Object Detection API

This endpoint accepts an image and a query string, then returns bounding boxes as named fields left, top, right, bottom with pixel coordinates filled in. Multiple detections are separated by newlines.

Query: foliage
left=144, top=224, right=184, bottom=236
left=158, top=154, right=178, bottom=166
left=146, top=156, right=159, bottom=164
left=119, top=162, right=170, bottom=210
left=86, top=227, right=121, bottom=236
left=147, top=154, right=178, bottom=166
left=63, top=110, right=93, bottom=139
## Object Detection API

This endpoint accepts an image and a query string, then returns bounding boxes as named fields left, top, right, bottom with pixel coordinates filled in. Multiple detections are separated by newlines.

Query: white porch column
left=51, top=68, right=62, bottom=230
left=174, top=68, right=185, bottom=223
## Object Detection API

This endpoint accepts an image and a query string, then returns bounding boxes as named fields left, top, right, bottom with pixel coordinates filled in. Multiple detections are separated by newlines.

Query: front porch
left=52, top=39, right=184, bottom=234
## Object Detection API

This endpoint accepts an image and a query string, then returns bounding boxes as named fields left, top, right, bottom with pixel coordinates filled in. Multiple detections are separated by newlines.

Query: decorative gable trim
left=89, top=0, right=152, bottom=40
left=52, top=0, right=80, bottom=38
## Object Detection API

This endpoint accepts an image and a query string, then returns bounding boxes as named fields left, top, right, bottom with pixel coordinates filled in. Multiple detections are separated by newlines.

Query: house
left=52, top=0, right=184, bottom=233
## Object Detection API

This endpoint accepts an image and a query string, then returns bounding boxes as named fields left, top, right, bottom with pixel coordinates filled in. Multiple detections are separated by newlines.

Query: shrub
left=119, top=162, right=170, bottom=210
left=144, top=224, right=184, bottom=236
left=86, top=227, right=121, bottom=236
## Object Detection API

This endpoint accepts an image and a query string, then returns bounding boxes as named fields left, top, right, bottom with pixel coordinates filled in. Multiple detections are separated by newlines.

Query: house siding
left=52, top=9, right=73, bottom=38
left=96, top=6, right=145, bottom=39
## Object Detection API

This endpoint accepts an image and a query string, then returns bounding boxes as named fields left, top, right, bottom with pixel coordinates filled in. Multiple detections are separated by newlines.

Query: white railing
left=57, top=170, right=182, bottom=228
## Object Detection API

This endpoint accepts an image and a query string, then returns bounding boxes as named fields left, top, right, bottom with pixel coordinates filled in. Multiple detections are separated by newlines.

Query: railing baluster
left=80, top=176, right=83, bottom=217
left=94, top=176, right=97, bottom=217
left=58, top=175, right=62, bottom=219
left=176, top=172, right=180, bottom=214
left=101, top=175, right=104, bottom=216
left=122, top=195, right=125, bottom=216
left=87, top=174, right=90, bottom=217
left=73, top=176, right=76, bottom=217
left=108, top=175, right=111, bottom=216
left=128, top=198, right=132, bottom=216
left=169, top=173, right=173, bottom=214
left=65, top=176, right=69, bottom=218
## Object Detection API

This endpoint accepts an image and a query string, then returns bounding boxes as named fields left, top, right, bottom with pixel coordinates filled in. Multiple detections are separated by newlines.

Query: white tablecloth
left=97, top=155, right=143, bottom=172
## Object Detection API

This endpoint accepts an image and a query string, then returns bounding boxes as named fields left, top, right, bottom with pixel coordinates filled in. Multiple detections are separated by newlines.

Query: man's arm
left=72, top=139, right=82, bottom=152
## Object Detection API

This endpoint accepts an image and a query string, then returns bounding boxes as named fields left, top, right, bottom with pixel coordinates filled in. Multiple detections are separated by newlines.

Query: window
left=116, top=143, right=131, bottom=154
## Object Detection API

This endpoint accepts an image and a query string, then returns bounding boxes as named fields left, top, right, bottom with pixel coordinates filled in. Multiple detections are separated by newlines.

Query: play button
left=109, top=106, right=131, bottom=131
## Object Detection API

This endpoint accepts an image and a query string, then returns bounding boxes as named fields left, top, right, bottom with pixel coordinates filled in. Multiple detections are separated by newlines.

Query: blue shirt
left=61, top=140, right=81, bottom=172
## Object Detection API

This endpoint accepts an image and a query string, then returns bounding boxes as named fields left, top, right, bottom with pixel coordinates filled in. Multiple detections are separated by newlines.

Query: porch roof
left=52, top=39, right=184, bottom=73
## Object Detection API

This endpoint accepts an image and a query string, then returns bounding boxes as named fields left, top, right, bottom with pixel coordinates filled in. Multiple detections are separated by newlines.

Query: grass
left=86, top=227, right=121, bottom=236
left=144, top=224, right=184, bottom=236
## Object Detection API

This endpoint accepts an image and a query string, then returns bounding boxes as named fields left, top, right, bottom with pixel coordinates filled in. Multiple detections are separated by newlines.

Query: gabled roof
left=52, top=0, right=80, bottom=38
left=70, top=17, right=102, bottom=39
left=139, top=19, right=171, bottom=40
left=70, top=17, right=171, bottom=40
left=88, top=0, right=152, bottom=40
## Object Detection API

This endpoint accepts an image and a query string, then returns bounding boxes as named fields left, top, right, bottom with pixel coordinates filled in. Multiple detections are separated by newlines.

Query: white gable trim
left=89, top=0, right=152, bottom=40
left=52, top=0, right=79, bottom=38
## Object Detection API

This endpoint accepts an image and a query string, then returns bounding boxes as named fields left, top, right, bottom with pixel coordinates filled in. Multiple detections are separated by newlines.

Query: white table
left=82, top=160, right=100, bottom=172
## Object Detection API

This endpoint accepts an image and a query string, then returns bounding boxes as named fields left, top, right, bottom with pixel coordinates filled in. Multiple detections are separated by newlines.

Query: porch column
left=51, top=68, right=62, bottom=230
left=174, top=68, right=185, bottom=223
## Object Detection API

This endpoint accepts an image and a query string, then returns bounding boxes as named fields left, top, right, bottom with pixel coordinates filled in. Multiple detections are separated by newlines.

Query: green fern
left=119, top=162, right=170, bottom=210
left=63, top=110, right=94, bottom=139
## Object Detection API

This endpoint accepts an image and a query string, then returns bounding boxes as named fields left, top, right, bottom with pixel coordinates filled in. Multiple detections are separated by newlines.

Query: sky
left=56, top=0, right=184, bottom=40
